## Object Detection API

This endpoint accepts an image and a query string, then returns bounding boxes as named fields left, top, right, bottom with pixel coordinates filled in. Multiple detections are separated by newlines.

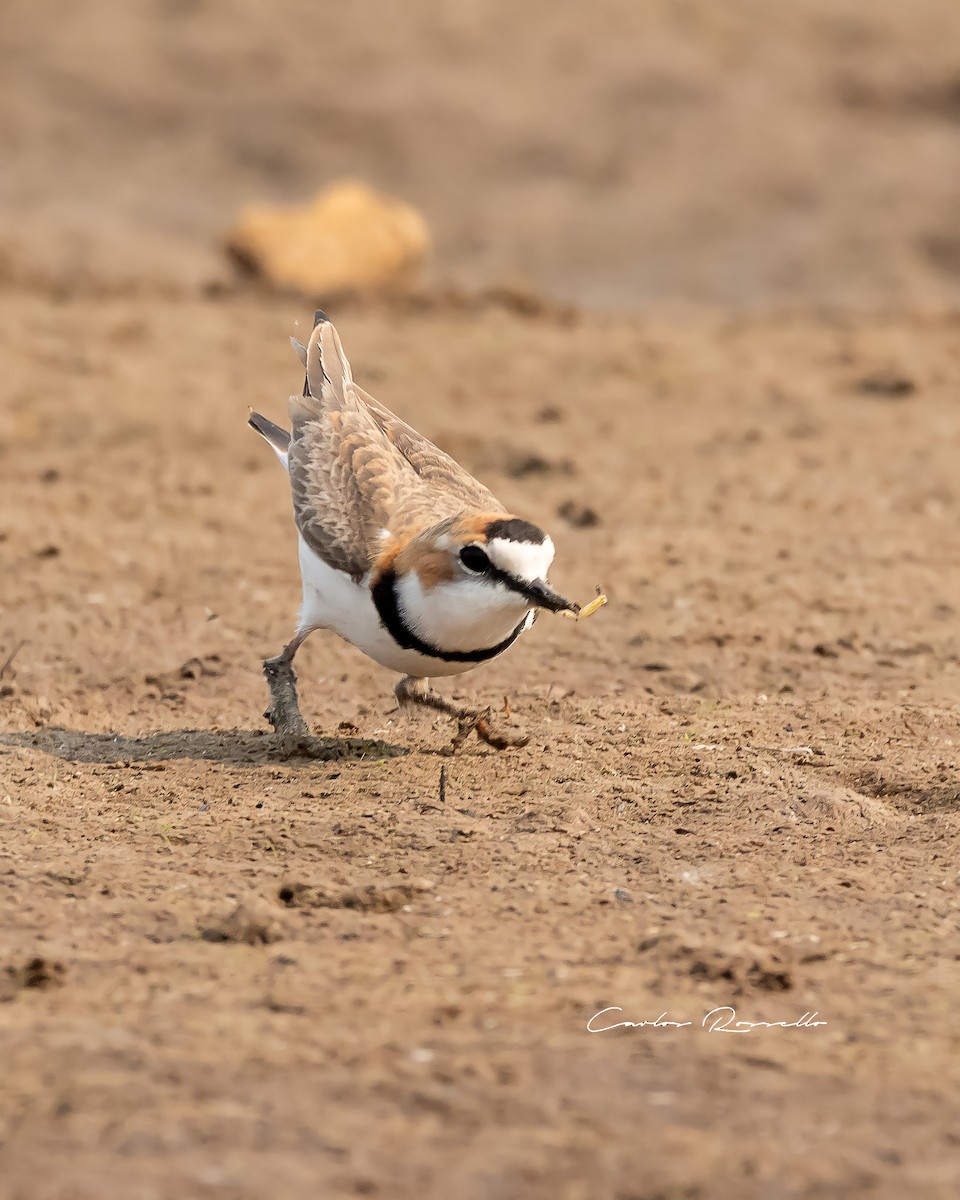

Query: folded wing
left=285, top=315, right=505, bottom=581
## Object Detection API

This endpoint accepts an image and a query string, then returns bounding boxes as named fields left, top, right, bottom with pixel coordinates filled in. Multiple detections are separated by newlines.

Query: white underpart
left=295, top=534, right=522, bottom=678
left=485, top=536, right=555, bottom=582
left=395, top=573, right=534, bottom=657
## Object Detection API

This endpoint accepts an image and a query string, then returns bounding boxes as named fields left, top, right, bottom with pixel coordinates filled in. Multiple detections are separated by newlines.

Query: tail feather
left=305, top=314, right=352, bottom=403
left=291, top=312, right=328, bottom=389
left=248, top=411, right=291, bottom=470
left=290, top=311, right=356, bottom=426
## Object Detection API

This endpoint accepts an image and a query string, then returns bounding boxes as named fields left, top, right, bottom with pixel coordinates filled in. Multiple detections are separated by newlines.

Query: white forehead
left=485, top=536, right=555, bottom=582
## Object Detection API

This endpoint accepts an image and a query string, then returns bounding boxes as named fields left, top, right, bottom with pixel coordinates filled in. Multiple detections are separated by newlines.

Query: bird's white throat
left=395, top=573, right=533, bottom=654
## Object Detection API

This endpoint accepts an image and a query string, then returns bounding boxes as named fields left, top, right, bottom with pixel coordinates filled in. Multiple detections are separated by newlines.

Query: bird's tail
left=289, top=310, right=354, bottom=426
left=248, top=411, right=291, bottom=471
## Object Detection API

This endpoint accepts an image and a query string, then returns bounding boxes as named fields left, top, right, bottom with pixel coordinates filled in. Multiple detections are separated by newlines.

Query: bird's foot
left=396, top=678, right=529, bottom=754
left=469, top=710, right=530, bottom=753
left=263, top=653, right=313, bottom=756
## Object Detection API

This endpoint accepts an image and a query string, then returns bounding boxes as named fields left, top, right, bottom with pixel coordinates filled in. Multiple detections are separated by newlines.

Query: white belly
left=296, top=535, right=520, bottom=678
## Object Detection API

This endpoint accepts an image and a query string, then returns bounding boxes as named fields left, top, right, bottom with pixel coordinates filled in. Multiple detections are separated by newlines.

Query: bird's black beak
left=520, top=578, right=580, bottom=615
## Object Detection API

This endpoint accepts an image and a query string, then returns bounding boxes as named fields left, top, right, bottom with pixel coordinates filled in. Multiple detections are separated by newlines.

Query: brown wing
left=286, top=318, right=504, bottom=580
left=356, top=386, right=506, bottom=527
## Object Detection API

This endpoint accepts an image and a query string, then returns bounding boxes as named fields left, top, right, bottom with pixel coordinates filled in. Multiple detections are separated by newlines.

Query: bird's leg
left=395, top=676, right=529, bottom=753
left=263, top=629, right=314, bottom=755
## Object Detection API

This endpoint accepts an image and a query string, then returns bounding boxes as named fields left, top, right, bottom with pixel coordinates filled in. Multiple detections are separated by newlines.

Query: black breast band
left=371, top=570, right=529, bottom=664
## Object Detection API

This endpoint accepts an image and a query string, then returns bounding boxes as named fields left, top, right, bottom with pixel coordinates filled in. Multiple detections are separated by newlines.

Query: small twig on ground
left=750, top=744, right=816, bottom=756
left=0, top=641, right=25, bottom=680
left=439, top=764, right=446, bottom=805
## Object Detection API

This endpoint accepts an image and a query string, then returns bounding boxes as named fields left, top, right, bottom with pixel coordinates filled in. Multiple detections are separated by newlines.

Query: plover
left=250, top=311, right=580, bottom=754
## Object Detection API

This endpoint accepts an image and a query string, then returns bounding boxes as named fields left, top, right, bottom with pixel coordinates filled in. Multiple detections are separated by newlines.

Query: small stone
left=225, top=180, right=429, bottom=296
left=3, top=957, right=66, bottom=995
left=558, top=500, right=600, bottom=528
left=855, top=369, right=915, bottom=398
left=201, top=899, right=286, bottom=946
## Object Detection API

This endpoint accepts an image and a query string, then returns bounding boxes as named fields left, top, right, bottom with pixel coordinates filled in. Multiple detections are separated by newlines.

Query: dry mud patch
left=1, top=294, right=960, bottom=1197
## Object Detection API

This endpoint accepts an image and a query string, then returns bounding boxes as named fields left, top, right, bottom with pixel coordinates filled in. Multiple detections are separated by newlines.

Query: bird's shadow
left=0, top=726, right=408, bottom=768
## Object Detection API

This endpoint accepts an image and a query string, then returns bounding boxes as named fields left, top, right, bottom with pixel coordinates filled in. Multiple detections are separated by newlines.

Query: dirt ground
left=1, top=292, right=959, bottom=1199
left=4, top=1, right=960, bottom=1198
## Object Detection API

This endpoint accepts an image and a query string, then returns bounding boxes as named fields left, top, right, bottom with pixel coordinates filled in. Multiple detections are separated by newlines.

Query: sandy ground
left=1, top=292, right=960, bottom=1198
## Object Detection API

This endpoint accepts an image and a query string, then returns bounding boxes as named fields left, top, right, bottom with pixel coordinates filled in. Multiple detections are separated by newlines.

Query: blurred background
left=2, top=0, right=960, bottom=310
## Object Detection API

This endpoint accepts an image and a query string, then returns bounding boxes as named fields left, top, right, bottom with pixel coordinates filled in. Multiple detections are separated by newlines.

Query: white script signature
left=586, top=1007, right=827, bottom=1034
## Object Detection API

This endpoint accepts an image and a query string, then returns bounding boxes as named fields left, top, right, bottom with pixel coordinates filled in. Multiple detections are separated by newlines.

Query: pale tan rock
left=225, top=180, right=429, bottom=295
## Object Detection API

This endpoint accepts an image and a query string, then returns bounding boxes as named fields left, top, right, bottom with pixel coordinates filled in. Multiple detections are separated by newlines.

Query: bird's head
left=372, top=514, right=578, bottom=658
left=447, top=515, right=578, bottom=614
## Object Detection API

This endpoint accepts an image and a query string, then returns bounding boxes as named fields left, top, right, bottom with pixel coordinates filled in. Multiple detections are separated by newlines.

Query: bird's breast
left=393, top=573, right=532, bottom=655
left=297, top=536, right=529, bottom=677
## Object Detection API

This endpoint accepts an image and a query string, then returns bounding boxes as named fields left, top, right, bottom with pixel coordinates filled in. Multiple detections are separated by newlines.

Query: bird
left=249, top=310, right=579, bottom=755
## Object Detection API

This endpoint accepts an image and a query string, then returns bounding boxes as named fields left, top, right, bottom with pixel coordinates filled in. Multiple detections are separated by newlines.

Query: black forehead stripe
left=371, top=570, right=528, bottom=664
left=484, top=518, right=546, bottom=545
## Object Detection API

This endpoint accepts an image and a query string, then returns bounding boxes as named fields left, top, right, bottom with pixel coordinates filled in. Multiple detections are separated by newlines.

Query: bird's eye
left=459, top=545, right=490, bottom=573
